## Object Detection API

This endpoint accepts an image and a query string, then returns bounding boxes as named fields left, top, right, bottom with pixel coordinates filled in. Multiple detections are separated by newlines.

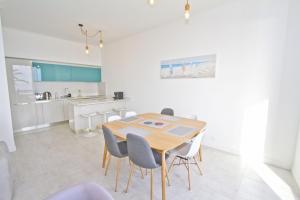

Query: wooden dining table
left=102, top=113, right=206, bottom=200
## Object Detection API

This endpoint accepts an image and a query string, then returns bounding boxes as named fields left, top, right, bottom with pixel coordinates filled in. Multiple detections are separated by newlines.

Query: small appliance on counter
left=64, top=88, right=72, bottom=98
left=42, top=91, right=52, bottom=100
left=35, top=93, right=44, bottom=101
left=113, top=92, right=124, bottom=100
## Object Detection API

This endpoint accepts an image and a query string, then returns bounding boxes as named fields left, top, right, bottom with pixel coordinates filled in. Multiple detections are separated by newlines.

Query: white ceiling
left=0, top=0, right=228, bottom=43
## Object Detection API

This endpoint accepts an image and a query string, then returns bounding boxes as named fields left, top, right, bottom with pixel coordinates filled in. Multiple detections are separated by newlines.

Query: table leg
left=102, top=143, right=107, bottom=168
left=161, top=150, right=166, bottom=200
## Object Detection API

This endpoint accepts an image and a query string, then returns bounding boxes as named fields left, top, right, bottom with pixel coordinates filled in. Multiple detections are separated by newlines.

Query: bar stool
left=96, top=111, right=122, bottom=131
left=124, top=111, right=137, bottom=118
left=98, top=110, right=119, bottom=123
left=113, top=108, right=129, bottom=118
left=80, top=112, right=100, bottom=137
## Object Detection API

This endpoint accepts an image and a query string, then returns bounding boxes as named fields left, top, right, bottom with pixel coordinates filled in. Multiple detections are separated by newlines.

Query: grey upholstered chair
left=102, top=126, right=128, bottom=192
left=46, top=182, right=113, bottom=200
left=125, top=134, right=170, bottom=200
left=161, top=108, right=174, bottom=116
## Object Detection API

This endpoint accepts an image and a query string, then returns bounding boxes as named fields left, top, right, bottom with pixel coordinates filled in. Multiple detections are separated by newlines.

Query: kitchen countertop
left=14, top=99, right=64, bottom=105
left=13, top=95, right=111, bottom=105
left=68, top=97, right=128, bottom=106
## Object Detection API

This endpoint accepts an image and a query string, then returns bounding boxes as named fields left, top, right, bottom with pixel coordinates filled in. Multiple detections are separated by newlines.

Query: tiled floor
left=10, top=124, right=300, bottom=200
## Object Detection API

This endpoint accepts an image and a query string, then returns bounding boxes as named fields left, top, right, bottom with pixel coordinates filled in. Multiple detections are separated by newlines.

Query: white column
left=0, top=16, right=16, bottom=152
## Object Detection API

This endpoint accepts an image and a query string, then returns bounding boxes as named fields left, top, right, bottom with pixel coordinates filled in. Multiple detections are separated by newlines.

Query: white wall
left=3, top=27, right=102, bottom=66
left=263, top=0, right=300, bottom=169
left=103, top=0, right=298, bottom=169
left=0, top=17, right=16, bottom=152
left=288, top=0, right=300, bottom=187
left=293, top=128, right=300, bottom=187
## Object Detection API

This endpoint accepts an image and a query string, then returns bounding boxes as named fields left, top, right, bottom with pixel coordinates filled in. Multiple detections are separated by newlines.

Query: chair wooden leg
left=198, top=145, right=202, bottom=162
left=125, top=162, right=135, bottom=193
left=150, top=169, right=153, bottom=200
left=146, top=169, right=148, bottom=176
left=187, top=159, right=191, bottom=191
left=165, top=168, right=171, bottom=186
left=139, top=167, right=144, bottom=179
left=168, top=156, right=177, bottom=173
left=102, top=144, right=107, bottom=168
left=115, top=159, right=121, bottom=192
left=193, top=157, right=203, bottom=175
left=105, top=154, right=111, bottom=176
left=178, top=157, right=182, bottom=165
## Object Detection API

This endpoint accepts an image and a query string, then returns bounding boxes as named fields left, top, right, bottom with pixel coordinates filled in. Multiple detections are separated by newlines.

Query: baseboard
left=14, top=121, right=68, bottom=135
left=263, top=155, right=291, bottom=170
left=203, top=142, right=291, bottom=170
left=292, top=169, right=300, bottom=188
left=202, top=142, right=240, bottom=156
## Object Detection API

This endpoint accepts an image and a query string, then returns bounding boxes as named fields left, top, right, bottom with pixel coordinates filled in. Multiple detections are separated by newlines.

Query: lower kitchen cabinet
left=12, top=100, right=68, bottom=132
left=63, top=100, right=70, bottom=120
left=35, top=103, right=44, bottom=125
left=11, top=103, right=38, bottom=131
left=42, top=101, right=65, bottom=124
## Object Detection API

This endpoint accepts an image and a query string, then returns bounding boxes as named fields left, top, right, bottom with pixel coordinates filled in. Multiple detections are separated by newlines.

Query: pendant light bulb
left=85, top=45, right=89, bottom=54
left=148, top=0, right=155, bottom=6
left=184, top=0, right=191, bottom=20
left=99, top=40, right=104, bottom=48
left=99, top=31, right=104, bottom=48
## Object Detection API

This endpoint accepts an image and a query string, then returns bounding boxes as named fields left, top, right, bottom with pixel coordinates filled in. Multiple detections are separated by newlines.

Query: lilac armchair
left=46, top=183, right=113, bottom=200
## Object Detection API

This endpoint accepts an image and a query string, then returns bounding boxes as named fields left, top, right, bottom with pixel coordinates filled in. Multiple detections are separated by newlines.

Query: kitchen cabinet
left=35, top=103, right=44, bottom=125
left=63, top=100, right=70, bottom=120
left=71, top=67, right=101, bottom=82
left=12, top=100, right=68, bottom=132
left=11, top=104, right=37, bottom=131
left=32, top=62, right=101, bottom=82
left=42, top=101, right=65, bottom=124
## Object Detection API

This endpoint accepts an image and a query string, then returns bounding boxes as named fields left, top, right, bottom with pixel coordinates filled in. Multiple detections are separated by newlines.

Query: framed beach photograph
left=160, top=54, right=216, bottom=79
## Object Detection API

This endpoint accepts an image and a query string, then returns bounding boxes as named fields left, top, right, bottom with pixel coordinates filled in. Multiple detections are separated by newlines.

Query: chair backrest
left=124, top=111, right=137, bottom=118
left=46, top=182, right=114, bottom=200
left=185, top=132, right=205, bottom=158
left=107, top=115, right=121, bottom=122
left=161, top=108, right=174, bottom=116
left=126, top=134, right=158, bottom=169
left=180, top=114, right=197, bottom=120
left=102, top=126, right=122, bottom=157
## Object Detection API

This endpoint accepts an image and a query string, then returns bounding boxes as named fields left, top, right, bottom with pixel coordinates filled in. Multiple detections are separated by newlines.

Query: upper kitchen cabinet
left=32, top=62, right=101, bottom=82
left=71, top=66, right=101, bottom=82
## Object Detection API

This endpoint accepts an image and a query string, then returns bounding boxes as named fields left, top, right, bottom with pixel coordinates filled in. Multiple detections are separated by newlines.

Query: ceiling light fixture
left=184, top=0, right=191, bottom=20
left=78, top=24, right=104, bottom=54
left=148, top=0, right=155, bottom=6
left=146, top=0, right=191, bottom=20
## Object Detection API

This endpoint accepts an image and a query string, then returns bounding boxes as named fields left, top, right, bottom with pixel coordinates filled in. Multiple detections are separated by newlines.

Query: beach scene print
left=160, top=54, right=216, bottom=79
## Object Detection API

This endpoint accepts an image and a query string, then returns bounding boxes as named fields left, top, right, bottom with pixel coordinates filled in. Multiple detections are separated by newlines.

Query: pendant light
left=85, top=30, right=89, bottom=54
left=184, top=0, right=191, bottom=20
left=146, top=0, right=192, bottom=20
left=78, top=24, right=104, bottom=54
